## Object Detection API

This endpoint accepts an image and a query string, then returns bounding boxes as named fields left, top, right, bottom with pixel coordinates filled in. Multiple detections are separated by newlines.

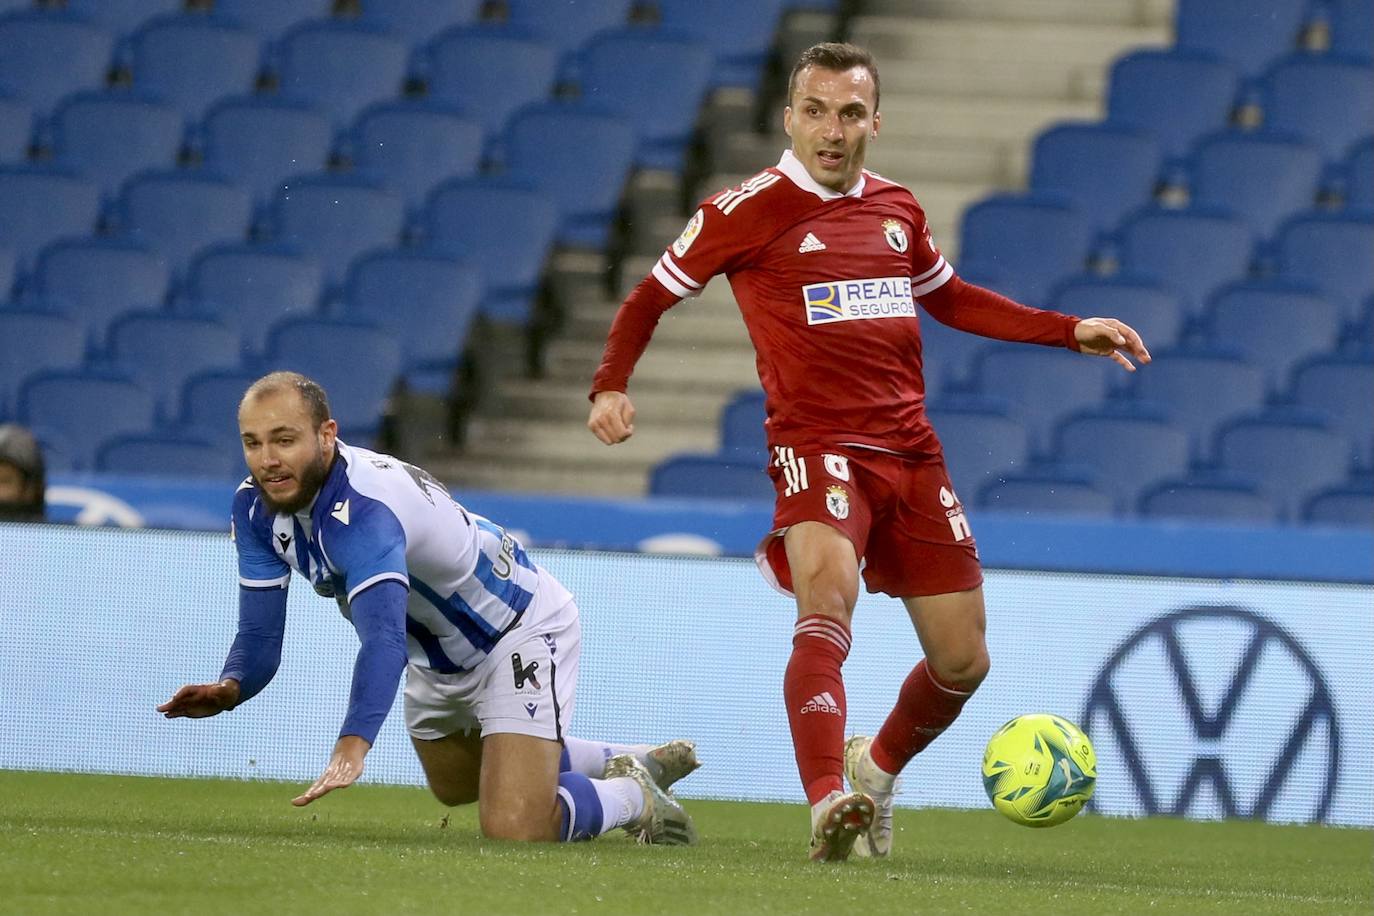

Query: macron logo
left=798, top=231, right=827, bottom=253
left=800, top=691, right=842, bottom=716
left=331, top=500, right=350, bottom=525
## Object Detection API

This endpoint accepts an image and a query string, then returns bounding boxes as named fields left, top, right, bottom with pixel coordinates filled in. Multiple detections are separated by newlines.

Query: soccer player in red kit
left=587, top=43, right=1150, bottom=862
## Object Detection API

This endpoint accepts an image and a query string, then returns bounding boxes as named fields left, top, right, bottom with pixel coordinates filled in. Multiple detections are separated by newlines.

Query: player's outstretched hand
left=1074, top=317, right=1152, bottom=372
left=157, top=679, right=240, bottom=719
left=292, top=735, right=371, bottom=807
left=587, top=390, right=636, bottom=445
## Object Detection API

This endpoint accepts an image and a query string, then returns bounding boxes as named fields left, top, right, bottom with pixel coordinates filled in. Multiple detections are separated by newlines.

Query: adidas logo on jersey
left=798, top=232, right=827, bottom=253
left=801, top=691, right=842, bottom=716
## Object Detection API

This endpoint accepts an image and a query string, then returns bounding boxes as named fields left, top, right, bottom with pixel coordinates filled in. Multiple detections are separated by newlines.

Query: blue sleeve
left=232, top=483, right=290, bottom=588
left=219, top=585, right=288, bottom=704
left=338, top=579, right=410, bottom=744
left=322, top=497, right=409, bottom=601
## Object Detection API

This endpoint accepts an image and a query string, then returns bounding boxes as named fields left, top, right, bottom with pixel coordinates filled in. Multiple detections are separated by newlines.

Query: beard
left=255, top=446, right=331, bottom=515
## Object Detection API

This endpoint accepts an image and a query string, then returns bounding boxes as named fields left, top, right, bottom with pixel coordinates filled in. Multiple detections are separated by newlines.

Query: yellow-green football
left=982, top=713, right=1097, bottom=827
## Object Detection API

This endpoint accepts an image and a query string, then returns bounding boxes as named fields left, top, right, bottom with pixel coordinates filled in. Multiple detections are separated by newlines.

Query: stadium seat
left=201, top=98, right=333, bottom=206
left=656, top=0, right=787, bottom=90
left=31, top=238, right=170, bottom=347
left=579, top=29, right=714, bottom=172
left=186, top=244, right=324, bottom=355
left=1215, top=409, right=1354, bottom=516
left=339, top=249, right=483, bottom=393
left=1052, top=406, right=1191, bottom=511
left=978, top=469, right=1114, bottom=517
left=0, top=166, right=100, bottom=267
left=271, top=174, right=405, bottom=288
left=52, top=92, right=183, bottom=198
left=0, top=95, right=30, bottom=164
left=130, top=16, right=262, bottom=125
left=107, top=311, right=244, bottom=419
left=1131, top=351, right=1265, bottom=460
left=502, top=103, right=638, bottom=250
left=208, top=0, right=333, bottom=43
left=424, top=26, right=558, bottom=140
left=920, top=311, right=994, bottom=396
left=0, top=11, right=114, bottom=114
left=1029, top=123, right=1161, bottom=236
left=0, top=247, right=13, bottom=298
left=1290, top=355, right=1374, bottom=468
left=926, top=398, right=1030, bottom=504
left=1346, top=137, right=1374, bottom=212
left=277, top=22, right=410, bottom=130
left=64, top=0, right=183, bottom=37
left=264, top=318, right=403, bottom=440
left=179, top=368, right=260, bottom=451
left=95, top=432, right=244, bottom=480
left=118, top=171, right=253, bottom=277
left=1328, top=0, right=1374, bottom=63
left=504, top=0, right=635, bottom=64
left=350, top=102, right=482, bottom=211
left=18, top=370, right=156, bottom=469
left=649, top=453, right=774, bottom=501
left=1106, top=50, right=1240, bottom=163
left=1175, top=0, right=1309, bottom=78
left=719, top=389, right=767, bottom=460
left=1051, top=277, right=1184, bottom=353
left=0, top=309, right=86, bottom=417
left=972, top=344, right=1112, bottom=454
left=1205, top=281, right=1343, bottom=392
left=1137, top=471, right=1278, bottom=524
left=1119, top=208, right=1254, bottom=317
left=1262, top=56, right=1374, bottom=162
left=424, top=180, right=559, bottom=326
left=1188, top=133, right=1323, bottom=240
left=1304, top=480, right=1374, bottom=526
left=357, top=0, right=483, bottom=46
left=959, top=194, right=1092, bottom=305
left=1276, top=213, right=1374, bottom=320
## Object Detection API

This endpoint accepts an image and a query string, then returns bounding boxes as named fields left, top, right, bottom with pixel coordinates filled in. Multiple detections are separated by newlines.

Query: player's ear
left=783, top=106, right=793, bottom=137
left=871, top=111, right=881, bottom=140
left=319, top=418, right=338, bottom=449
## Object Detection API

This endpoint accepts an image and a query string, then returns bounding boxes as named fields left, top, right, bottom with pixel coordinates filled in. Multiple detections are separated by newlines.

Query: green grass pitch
left=2, top=770, right=1369, bottom=916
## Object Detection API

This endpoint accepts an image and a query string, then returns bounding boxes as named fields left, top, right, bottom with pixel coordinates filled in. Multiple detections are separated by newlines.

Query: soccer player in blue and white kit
left=158, top=372, right=698, bottom=845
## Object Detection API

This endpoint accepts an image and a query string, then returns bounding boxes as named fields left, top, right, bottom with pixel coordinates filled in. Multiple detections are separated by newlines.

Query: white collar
left=776, top=149, right=867, bottom=200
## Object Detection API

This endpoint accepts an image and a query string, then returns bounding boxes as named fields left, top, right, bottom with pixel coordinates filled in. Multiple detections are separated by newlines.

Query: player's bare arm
left=1074, top=317, right=1152, bottom=372
left=587, top=390, right=636, bottom=445
left=292, top=735, right=371, bottom=807
left=156, top=678, right=241, bottom=718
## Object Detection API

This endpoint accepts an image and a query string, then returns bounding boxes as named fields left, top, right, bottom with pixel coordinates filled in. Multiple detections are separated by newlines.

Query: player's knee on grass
left=427, top=778, right=479, bottom=807
left=479, top=798, right=561, bottom=842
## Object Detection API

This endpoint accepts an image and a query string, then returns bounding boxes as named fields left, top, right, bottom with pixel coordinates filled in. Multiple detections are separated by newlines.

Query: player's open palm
left=157, top=681, right=239, bottom=718
left=1074, top=317, right=1151, bottom=372
left=587, top=390, right=636, bottom=445
left=292, top=736, right=370, bottom=807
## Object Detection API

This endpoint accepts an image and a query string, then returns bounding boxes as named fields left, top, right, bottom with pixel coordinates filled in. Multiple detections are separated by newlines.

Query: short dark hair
left=788, top=42, right=880, bottom=111
left=242, top=371, right=332, bottom=429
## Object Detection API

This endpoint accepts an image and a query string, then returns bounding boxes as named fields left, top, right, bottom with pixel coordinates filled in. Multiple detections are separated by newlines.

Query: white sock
left=593, top=776, right=646, bottom=830
left=860, top=746, right=898, bottom=796
left=563, top=737, right=651, bottom=777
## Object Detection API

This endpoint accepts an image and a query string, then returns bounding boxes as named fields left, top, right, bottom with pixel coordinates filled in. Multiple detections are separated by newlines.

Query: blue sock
left=556, top=771, right=605, bottom=842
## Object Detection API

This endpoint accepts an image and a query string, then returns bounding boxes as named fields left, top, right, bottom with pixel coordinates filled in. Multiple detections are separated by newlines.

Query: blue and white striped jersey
left=231, top=440, right=567, bottom=674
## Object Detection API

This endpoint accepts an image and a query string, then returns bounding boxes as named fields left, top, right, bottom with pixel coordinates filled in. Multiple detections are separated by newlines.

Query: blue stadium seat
left=1347, top=137, right=1374, bottom=212
left=1132, top=351, right=1265, bottom=459
left=264, top=317, right=403, bottom=440
left=959, top=194, right=1092, bottom=305
left=179, top=368, right=259, bottom=451
left=96, top=432, right=244, bottom=480
left=1189, top=133, right=1323, bottom=240
left=107, top=311, right=243, bottom=419
left=973, top=344, right=1112, bottom=453
left=649, top=453, right=774, bottom=500
left=358, top=0, right=483, bottom=46
left=919, top=315, right=991, bottom=397
left=186, top=244, right=324, bottom=354
left=1291, top=355, right=1374, bottom=468
left=1277, top=213, right=1374, bottom=321
left=502, top=103, right=637, bottom=250
left=425, top=26, right=558, bottom=140
left=1216, top=409, right=1354, bottom=517
left=0, top=308, right=85, bottom=416
left=209, top=0, right=333, bottom=43
left=1263, top=56, right=1374, bottom=162
left=978, top=469, right=1114, bottom=517
left=0, top=246, right=13, bottom=298
left=31, top=238, right=169, bottom=347
left=52, top=92, right=183, bottom=198
left=0, top=94, right=30, bottom=164
left=65, top=0, right=183, bottom=37
left=0, top=166, right=99, bottom=266
left=424, top=180, right=559, bottom=326
left=339, top=249, right=483, bottom=393
left=272, top=174, right=405, bottom=288
left=1329, top=0, right=1374, bottom=63
left=1137, top=471, right=1278, bottom=524
left=1052, top=405, right=1191, bottom=511
left=0, top=11, right=114, bottom=114
left=579, top=29, right=713, bottom=172
left=202, top=98, right=333, bottom=206
left=351, top=102, right=482, bottom=211
left=505, top=0, right=634, bottom=64
left=1051, top=276, right=1185, bottom=353
left=1119, top=208, right=1253, bottom=317
left=926, top=398, right=1030, bottom=504
left=1175, top=0, right=1308, bottom=78
left=18, top=370, right=155, bottom=469
left=719, top=389, right=767, bottom=460
left=656, top=0, right=786, bottom=90
left=130, top=16, right=262, bottom=124
left=1206, top=281, right=1343, bottom=392
left=118, top=171, right=253, bottom=277
left=1304, top=480, right=1373, bottom=526
left=1106, top=50, right=1240, bottom=163
left=278, top=21, right=409, bottom=130
left=1029, top=123, right=1161, bottom=236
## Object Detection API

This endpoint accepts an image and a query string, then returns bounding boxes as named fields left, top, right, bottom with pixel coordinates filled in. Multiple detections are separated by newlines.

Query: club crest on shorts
left=882, top=218, right=908, bottom=254
left=825, top=485, right=850, bottom=520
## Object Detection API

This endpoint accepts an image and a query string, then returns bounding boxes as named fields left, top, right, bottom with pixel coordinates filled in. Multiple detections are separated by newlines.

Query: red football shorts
left=755, top=445, right=983, bottom=599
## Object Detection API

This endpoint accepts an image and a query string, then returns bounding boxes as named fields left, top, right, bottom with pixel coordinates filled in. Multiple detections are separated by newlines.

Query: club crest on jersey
left=803, top=276, right=916, bottom=325
left=825, top=485, right=850, bottom=520
left=672, top=208, right=704, bottom=257
left=882, top=218, right=908, bottom=253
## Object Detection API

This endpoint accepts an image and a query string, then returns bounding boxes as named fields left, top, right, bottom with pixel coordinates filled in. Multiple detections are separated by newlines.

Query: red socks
left=870, top=659, right=974, bottom=775
left=784, top=614, right=852, bottom=804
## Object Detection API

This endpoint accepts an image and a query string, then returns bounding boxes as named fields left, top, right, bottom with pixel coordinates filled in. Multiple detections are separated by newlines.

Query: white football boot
left=605, top=754, right=698, bottom=846
left=641, top=739, right=702, bottom=792
left=808, top=789, right=875, bottom=862
left=844, top=735, right=896, bottom=857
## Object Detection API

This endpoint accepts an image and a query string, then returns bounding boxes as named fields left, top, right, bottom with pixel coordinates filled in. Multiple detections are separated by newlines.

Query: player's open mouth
left=263, top=474, right=293, bottom=490
left=817, top=150, right=844, bottom=166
